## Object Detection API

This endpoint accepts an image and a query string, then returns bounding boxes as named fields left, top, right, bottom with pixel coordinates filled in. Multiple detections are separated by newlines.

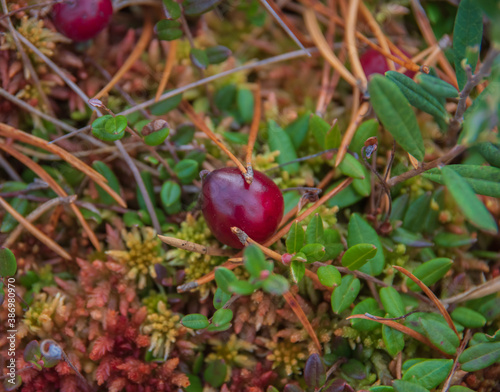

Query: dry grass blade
left=283, top=290, right=322, bottom=353
left=335, top=100, right=369, bottom=167
left=245, top=84, right=262, bottom=172
left=93, top=14, right=153, bottom=100
left=0, top=142, right=102, bottom=251
left=0, top=196, right=71, bottom=260
left=0, top=123, right=126, bottom=208
left=304, top=9, right=357, bottom=88
left=441, top=276, right=500, bottom=304
left=345, top=0, right=367, bottom=91
left=4, top=196, right=77, bottom=248
left=359, top=2, right=395, bottom=71
left=347, top=314, right=452, bottom=357
left=155, top=40, right=178, bottom=102
left=180, top=101, right=249, bottom=179
left=158, top=235, right=235, bottom=257
left=393, top=265, right=459, bottom=338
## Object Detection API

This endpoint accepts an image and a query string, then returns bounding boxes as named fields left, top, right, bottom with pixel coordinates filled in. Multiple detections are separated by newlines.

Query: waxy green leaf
left=351, top=298, right=384, bottom=331
left=305, top=214, right=324, bottom=244
left=215, top=267, right=237, bottom=293
left=368, top=75, right=424, bottom=161
left=403, top=359, right=453, bottom=390
left=331, top=275, right=360, bottom=314
left=338, top=154, right=365, bottom=179
left=415, top=74, right=459, bottom=99
left=442, top=166, right=498, bottom=233
left=212, top=309, right=233, bottom=326
left=383, top=324, right=405, bottom=357
left=181, top=314, right=210, bottom=329
left=0, top=248, right=17, bottom=277
left=268, top=120, right=299, bottom=173
left=262, top=274, right=289, bottom=295
left=459, top=342, right=500, bottom=372
left=300, top=243, right=325, bottom=263
left=317, top=265, right=341, bottom=287
left=451, top=307, right=487, bottom=328
left=244, top=245, right=272, bottom=279
left=393, top=380, right=430, bottom=392
left=407, top=258, right=453, bottom=291
left=92, top=115, right=127, bottom=142
left=290, top=260, right=305, bottom=283
left=341, top=243, right=377, bottom=271
left=380, top=287, right=405, bottom=318
left=286, top=221, right=305, bottom=254
left=420, top=317, right=460, bottom=355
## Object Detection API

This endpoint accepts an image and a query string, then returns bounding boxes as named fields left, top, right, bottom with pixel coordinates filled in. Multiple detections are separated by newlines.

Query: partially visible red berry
left=200, top=168, right=284, bottom=249
left=360, top=48, right=416, bottom=78
left=51, top=0, right=113, bottom=42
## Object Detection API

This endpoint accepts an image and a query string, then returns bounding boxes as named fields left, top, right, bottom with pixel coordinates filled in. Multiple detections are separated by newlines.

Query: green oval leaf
left=92, top=115, right=126, bottom=141
left=190, top=48, right=209, bottom=69
left=290, top=260, right=305, bottom=283
left=393, top=380, right=430, bottom=392
left=286, top=220, right=305, bottom=254
left=144, top=127, right=169, bottom=146
left=351, top=298, right=384, bottom=331
left=476, top=142, right=500, bottom=168
left=407, top=258, right=453, bottom=291
left=213, top=288, right=231, bottom=310
left=228, top=280, right=256, bottom=295
left=338, top=154, right=365, bottom=179
left=174, top=159, right=198, bottom=184
left=331, top=275, right=361, bottom=314
left=262, top=274, right=289, bottom=295
left=299, top=243, right=326, bottom=263
left=0, top=248, right=17, bottom=277
left=162, top=0, right=181, bottom=19
left=420, top=317, right=460, bottom=355
left=415, top=74, right=459, bottom=99
left=237, top=88, right=254, bottom=124
left=212, top=308, right=233, bottom=326
left=380, top=287, right=405, bottom=318
left=403, top=359, right=453, bottom=390
left=184, top=0, right=222, bottom=16
left=383, top=323, right=405, bottom=357
left=160, top=181, right=181, bottom=209
left=244, top=245, right=273, bottom=279
left=203, top=359, right=227, bottom=388
left=305, top=214, right=324, bottom=244
left=317, top=265, right=341, bottom=287
left=267, top=120, right=299, bottom=173
left=386, top=71, right=449, bottom=121
left=214, top=267, right=237, bottom=293
left=347, top=214, right=385, bottom=276
left=181, top=314, right=210, bottom=329
left=442, top=166, right=498, bottom=233
left=285, top=112, right=311, bottom=149
left=368, top=74, right=424, bottom=161
left=341, top=243, right=377, bottom=271
left=92, top=161, right=121, bottom=205
left=155, top=19, right=182, bottom=41
left=451, top=307, right=487, bottom=328
left=206, top=45, right=232, bottom=65
left=459, top=342, right=500, bottom=372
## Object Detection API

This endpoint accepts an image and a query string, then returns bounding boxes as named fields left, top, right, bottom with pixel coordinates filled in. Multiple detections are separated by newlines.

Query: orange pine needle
left=393, top=266, right=459, bottom=338
left=0, top=196, right=72, bottom=260
left=245, top=84, right=261, bottom=171
left=345, top=0, right=367, bottom=91
left=0, top=142, right=101, bottom=251
left=180, top=101, right=248, bottom=179
left=155, top=40, right=178, bottom=102
left=335, top=100, right=369, bottom=167
left=93, top=15, right=153, bottom=100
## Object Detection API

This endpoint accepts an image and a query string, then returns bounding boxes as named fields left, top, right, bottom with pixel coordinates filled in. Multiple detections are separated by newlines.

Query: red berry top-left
left=51, top=0, right=113, bottom=42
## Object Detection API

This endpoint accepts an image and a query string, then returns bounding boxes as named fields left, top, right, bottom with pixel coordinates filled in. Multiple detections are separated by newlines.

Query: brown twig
left=441, top=329, right=472, bottom=392
left=0, top=196, right=71, bottom=260
left=155, top=40, right=178, bottom=102
left=245, top=84, right=262, bottom=181
left=393, top=266, right=459, bottom=338
left=158, top=235, right=235, bottom=257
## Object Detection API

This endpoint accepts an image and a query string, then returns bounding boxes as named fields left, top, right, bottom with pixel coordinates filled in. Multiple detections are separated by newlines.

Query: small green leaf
left=442, top=166, right=498, bottom=233
left=290, top=260, right=305, bottom=283
left=349, top=119, right=378, bottom=156
left=459, top=342, right=500, bottom=372
left=449, top=387, right=475, bottom=392
left=380, top=287, right=405, bottom=318
left=317, top=265, right=341, bottom=287
left=144, top=127, right=169, bottom=146
left=92, top=115, right=126, bottom=141
left=305, top=214, right=324, bottom=244
left=205, top=45, right=231, bottom=64
left=325, top=122, right=341, bottom=149
left=386, top=71, right=449, bottom=121
left=383, top=324, right=405, bottom=357
left=420, top=317, right=460, bottom=355
left=403, top=359, right=453, bottom=390
left=262, top=274, right=289, bottom=295
left=476, top=142, right=500, bottom=168
left=347, top=214, right=385, bottom=276
left=331, top=275, right=361, bottom=314
left=214, top=84, right=237, bottom=110
left=160, top=181, right=181, bottom=209
left=203, top=359, right=227, bottom=388
left=451, top=307, right=487, bottom=328
left=244, top=245, right=272, bottom=279
left=268, top=120, right=299, bottom=173
left=190, top=48, right=209, bottom=69
left=150, top=92, right=182, bottom=115
left=368, top=75, right=424, bottom=161
left=351, top=298, right=384, bottom=331
left=453, top=0, right=483, bottom=90
left=237, top=88, right=254, bottom=124
left=155, top=19, right=182, bottom=40
left=341, top=243, right=377, bottom=271
left=285, top=112, right=310, bottom=149
left=228, top=280, right=256, bottom=295
left=393, top=380, right=430, bottom=392
left=181, top=314, right=210, bottom=329
left=309, top=114, right=329, bottom=146
left=0, top=248, right=17, bottom=277
left=286, top=221, right=305, bottom=254
left=1, top=198, right=28, bottom=233
left=184, top=0, right=222, bottom=16
left=407, top=258, right=453, bottom=291
left=214, top=267, right=237, bottom=293
left=299, top=243, right=325, bottom=263
left=162, top=0, right=181, bottom=19
left=174, top=159, right=198, bottom=184
left=423, top=165, right=500, bottom=198
left=212, top=309, right=233, bottom=326
left=223, top=131, right=249, bottom=145
left=338, top=154, right=365, bottom=179
left=415, top=74, right=459, bottom=99
left=352, top=166, right=371, bottom=197
left=434, top=232, right=476, bottom=247
left=213, top=288, right=231, bottom=310
left=403, top=192, right=432, bottom=233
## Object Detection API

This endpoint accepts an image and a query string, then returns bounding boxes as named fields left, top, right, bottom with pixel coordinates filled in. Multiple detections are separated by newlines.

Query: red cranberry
left=360, top=48, right=415, bottom=78
left=51, top=0, right=113, bottom=42
left=200, top=168, right=284, bottom=249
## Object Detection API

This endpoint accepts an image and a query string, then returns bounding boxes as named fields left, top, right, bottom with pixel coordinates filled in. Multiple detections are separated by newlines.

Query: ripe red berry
left=51, top=0, right=113, bottom=42
left=360, top=48, right=415, bottom=79
left=201, top=168, right=284, bottom=249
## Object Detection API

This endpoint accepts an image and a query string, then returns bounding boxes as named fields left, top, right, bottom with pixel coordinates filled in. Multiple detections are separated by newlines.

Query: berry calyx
left=200, top=168, right=284, bottom=249
left=360, top=48, right=415, bottom=79
left=51, top=0, right=113, bottom=42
